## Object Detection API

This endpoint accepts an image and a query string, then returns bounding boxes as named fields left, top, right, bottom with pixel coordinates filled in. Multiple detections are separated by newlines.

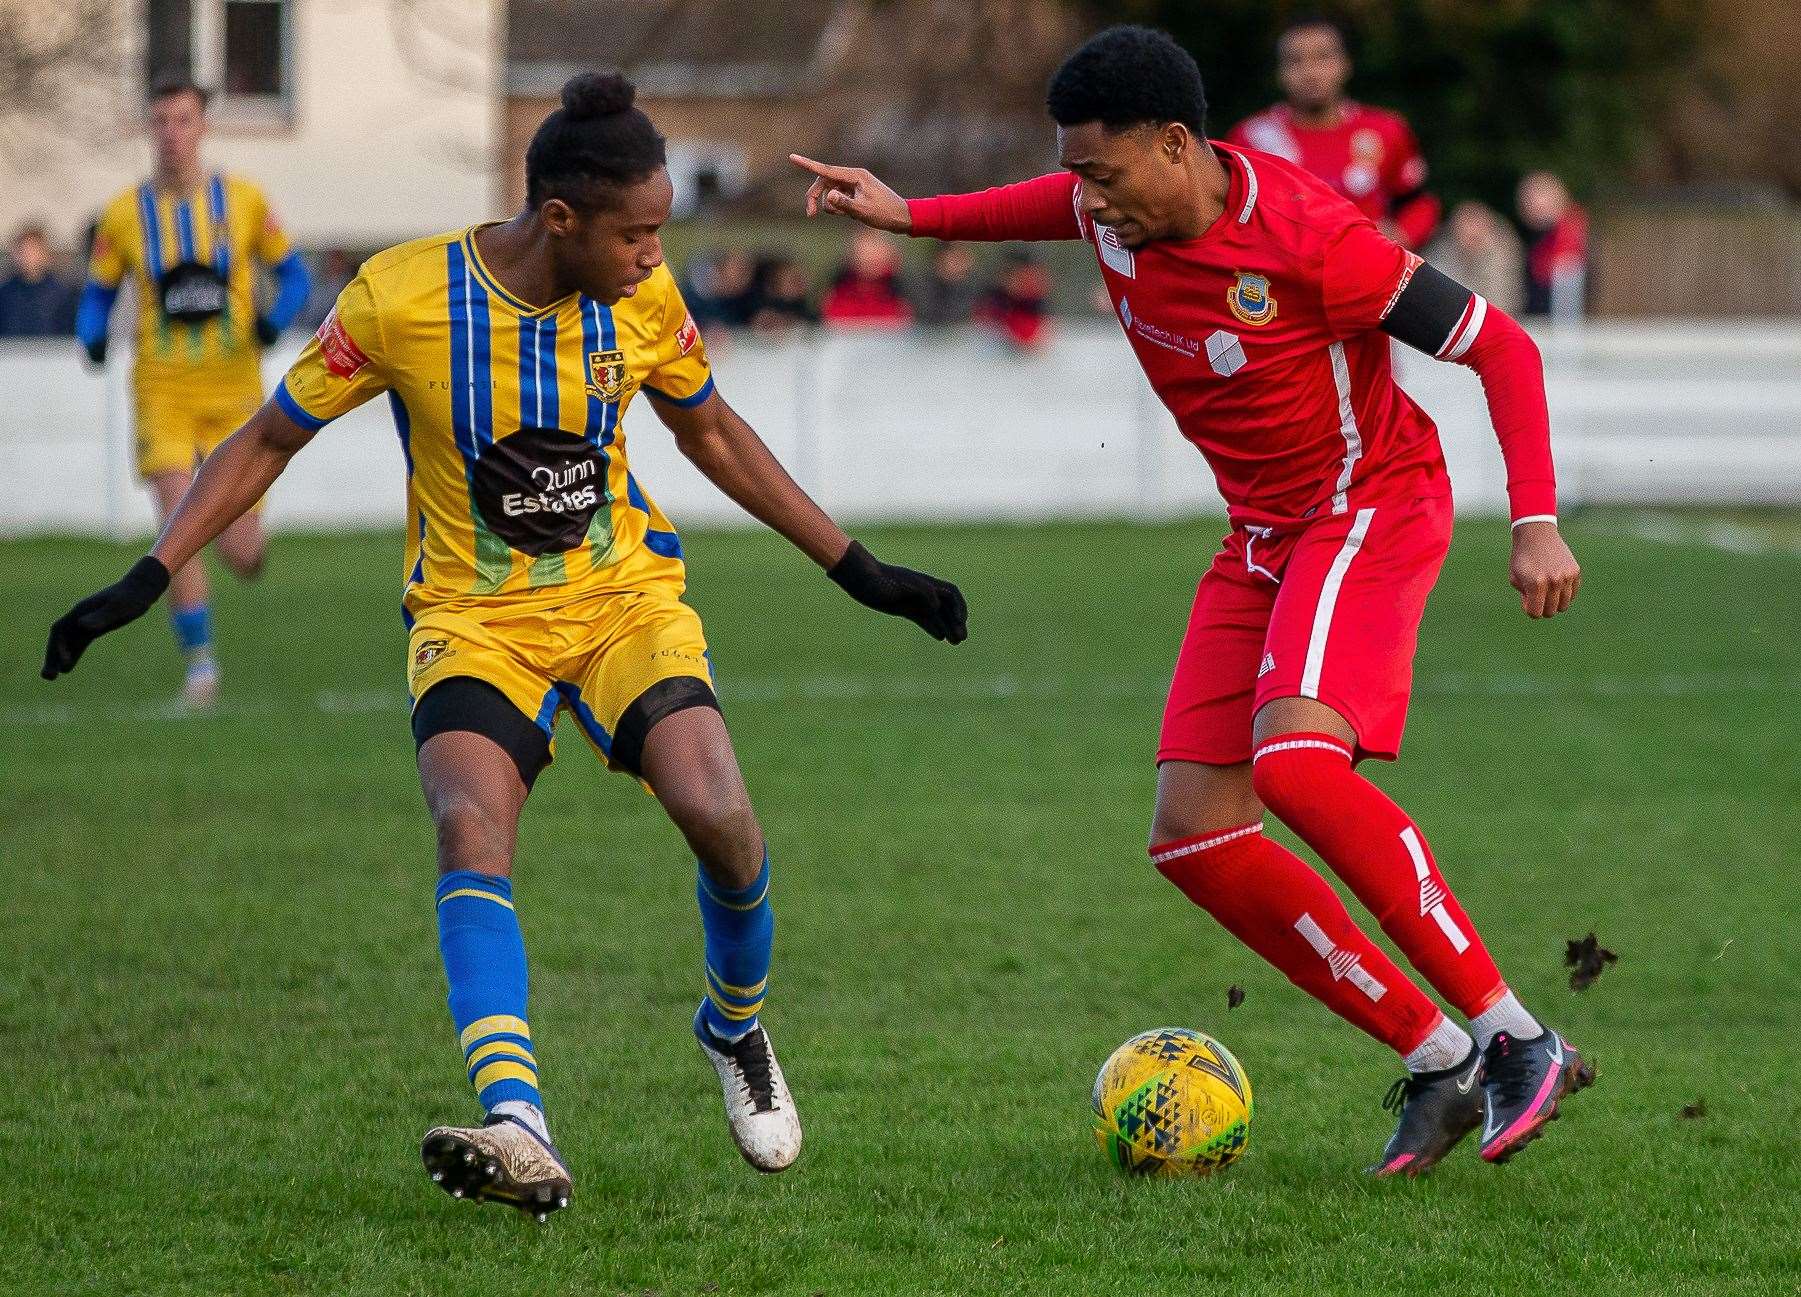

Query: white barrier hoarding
left=2, top=320, right=1798, bottom=538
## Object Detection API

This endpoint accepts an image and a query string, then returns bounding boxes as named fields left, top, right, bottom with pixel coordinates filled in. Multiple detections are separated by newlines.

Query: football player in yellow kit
left=44, top=72, right=966, bottom=1221
left=77, top=76, right=311, bottom=706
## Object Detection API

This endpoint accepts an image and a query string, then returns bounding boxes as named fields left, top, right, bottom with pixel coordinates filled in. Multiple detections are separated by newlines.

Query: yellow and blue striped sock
left=696, top=852, right=773, bottom=1044
left=435, top=870, right=541, bottom=1114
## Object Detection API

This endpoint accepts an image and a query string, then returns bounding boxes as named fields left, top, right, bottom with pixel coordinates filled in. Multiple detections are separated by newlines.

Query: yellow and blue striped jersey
left=277, top=225, right=715, bottom=622
left=88, top=173, right=294, bottom=381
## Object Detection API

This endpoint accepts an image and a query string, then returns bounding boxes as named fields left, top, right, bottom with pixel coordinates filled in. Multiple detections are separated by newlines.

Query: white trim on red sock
left=1149, top=822, right=1263, bottom=865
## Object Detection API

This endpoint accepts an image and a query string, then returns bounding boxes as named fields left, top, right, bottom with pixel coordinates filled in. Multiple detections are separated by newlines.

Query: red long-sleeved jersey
left=906, top=144, right=1555, bottom=529
left=1226, top=102, right=1440, bottom=249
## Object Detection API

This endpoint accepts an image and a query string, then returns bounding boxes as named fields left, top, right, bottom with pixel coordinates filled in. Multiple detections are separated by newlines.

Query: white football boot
left=694, top=1008, right=802, bottom=1172
left=181, top=654, right=220, bottom=710
left=421, top=1114, right=572, bottom=1222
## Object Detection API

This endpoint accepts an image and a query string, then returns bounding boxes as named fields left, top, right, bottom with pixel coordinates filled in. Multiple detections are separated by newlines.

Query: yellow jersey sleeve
left=241, top=179, right=295, bottom=265
left=642, top=275, right=715, bottom=408
left=275, top=273, right=388, bottom=430
left=87, top=196, right=133, bottom=288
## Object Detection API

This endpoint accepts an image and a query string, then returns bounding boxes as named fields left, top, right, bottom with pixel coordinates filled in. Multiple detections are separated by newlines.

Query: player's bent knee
left=1150, top=759, right=1261, bottom=849
left=623, top=677, right=763, bottom=875
left=430, top=796, right=514, bottom=876
left=666, top=786, right=762, bottom=880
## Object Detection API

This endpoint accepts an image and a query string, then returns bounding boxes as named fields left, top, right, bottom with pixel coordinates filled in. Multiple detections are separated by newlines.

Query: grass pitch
left=3, top=513, right=1797, bottom=1295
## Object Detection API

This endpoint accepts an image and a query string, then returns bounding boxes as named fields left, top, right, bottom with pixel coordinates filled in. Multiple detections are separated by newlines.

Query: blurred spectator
left=915, top=243, right=980, bottom=327
left=746, top=255, right=816, bottom=335
left=0, top=222, right=79, bottom=336
left=1226, top=16, right=1440, bottom=249
left=680, top=249, right=757, bottom=330
left=821, top=229, right=912, bottom=328
left=976, top=249, right=1052, bottom=350
left=1517, top=172, right=1589, bottom=320
left=300, top=248, right=358, bottom=332
left=1426, top=202, right=1523, bottom=317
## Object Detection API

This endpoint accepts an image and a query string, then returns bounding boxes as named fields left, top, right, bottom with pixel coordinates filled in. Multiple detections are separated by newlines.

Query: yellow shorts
left=133, top=372, right=264, bottom=479
left=406, top=579, right=713, bottom=775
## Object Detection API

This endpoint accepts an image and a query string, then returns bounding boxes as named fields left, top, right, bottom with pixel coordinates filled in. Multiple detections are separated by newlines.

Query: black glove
left=42, top=555, right=171, bottom=680
left=828, top=540, right=967, bottom=644
left=82, top=337, right=107, bottom=368
left=255, top=316, right=280, bottom=347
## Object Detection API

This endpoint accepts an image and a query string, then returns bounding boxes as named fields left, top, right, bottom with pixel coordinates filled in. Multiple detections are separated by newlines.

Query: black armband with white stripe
left=1380, top=261, right=1485, bottom=360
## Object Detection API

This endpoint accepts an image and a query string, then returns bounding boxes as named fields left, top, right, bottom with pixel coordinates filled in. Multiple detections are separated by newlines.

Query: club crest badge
left=413, top=638, right=451, bottom=670
left=1226, top=272, right=1277, bottom=327
left=586, top=348, right=626, bottom=401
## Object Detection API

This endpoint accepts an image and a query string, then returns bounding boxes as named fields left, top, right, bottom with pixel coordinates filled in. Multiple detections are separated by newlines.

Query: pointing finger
left=789, top=154, right=859, bottom=183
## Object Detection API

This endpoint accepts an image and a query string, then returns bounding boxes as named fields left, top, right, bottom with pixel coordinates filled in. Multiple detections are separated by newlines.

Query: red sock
left=1152, top=824, right=1443, bottom=1056
left=1252, top=733, right=1507, bottom=1019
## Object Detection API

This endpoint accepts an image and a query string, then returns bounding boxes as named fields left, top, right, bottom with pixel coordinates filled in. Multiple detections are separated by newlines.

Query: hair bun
left=562, top=72, right=635, bottom=121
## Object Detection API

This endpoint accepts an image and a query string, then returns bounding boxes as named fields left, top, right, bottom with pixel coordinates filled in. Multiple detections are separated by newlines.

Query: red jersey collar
left=1206, top=142, right=1259, bottom=234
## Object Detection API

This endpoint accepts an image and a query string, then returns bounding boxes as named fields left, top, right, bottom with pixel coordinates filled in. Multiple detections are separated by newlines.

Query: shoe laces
left=1381, top=1075, right=1422, bottom=1116
left=727, top=1029, right=777, bottom=1113
left=1484, top=1033, right=1537, bottom=1107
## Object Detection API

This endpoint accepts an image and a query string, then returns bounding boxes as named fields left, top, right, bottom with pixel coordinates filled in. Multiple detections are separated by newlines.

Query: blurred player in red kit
left=1227, top=15, right=1440, bottom=249
left=794, top=25, right=1592, bottom=1177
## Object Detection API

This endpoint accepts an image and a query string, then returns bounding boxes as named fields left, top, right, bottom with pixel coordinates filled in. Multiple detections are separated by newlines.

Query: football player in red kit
left=793, top=25, right=1592, bottom=1176
left=1226, top=15, right=1440, bottom=249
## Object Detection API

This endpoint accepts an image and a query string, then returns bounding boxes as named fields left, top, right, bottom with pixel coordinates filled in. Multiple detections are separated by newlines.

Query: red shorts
left=1158, top=493, right=1452, bottom=766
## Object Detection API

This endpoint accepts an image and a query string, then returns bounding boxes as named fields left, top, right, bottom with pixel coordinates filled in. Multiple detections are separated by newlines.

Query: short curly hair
left=1046, top=26, right=1207, bottom=135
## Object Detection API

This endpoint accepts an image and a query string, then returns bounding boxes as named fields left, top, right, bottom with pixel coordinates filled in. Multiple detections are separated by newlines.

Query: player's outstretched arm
left=1401, top=282, right=1579, bottom=619
left=791, top=155, right=1082, bottom=243
left=1333, top=229, right=1581, bottom=619
left=650, top=388, right=967, bottom=644
left=42, top=400, right=318, bottom=679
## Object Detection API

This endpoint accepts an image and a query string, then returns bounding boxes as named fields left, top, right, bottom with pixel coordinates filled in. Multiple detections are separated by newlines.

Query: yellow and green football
left=1092, top=1027, right=1253, bottom=1176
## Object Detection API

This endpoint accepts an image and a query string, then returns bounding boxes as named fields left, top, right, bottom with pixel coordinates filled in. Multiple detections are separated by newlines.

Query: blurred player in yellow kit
left=76, top=75, right=311, bottom=706
left=45, top=72, right=965, bottom=1221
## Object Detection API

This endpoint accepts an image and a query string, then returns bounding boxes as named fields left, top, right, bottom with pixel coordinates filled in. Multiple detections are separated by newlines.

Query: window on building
left=143, top=0, right=292, bottom=122
left=145, top=0, right=195, bottom=85
left=221, top=0, right=286, bottom=99
left=665, top=144, right=749, bottom=219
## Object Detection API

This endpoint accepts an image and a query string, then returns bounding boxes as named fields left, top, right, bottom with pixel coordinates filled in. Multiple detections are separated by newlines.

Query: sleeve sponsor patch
left=1381, top=251, right=1425, bottom=320
left=317, top=309, right=371, bottom=379
left=675, top=313, right=700, bottom=355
